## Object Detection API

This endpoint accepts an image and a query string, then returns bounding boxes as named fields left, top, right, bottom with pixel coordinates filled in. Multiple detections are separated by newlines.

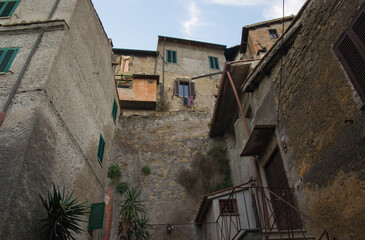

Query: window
left=166, top=50, right=177, bottom=63
left=174, top=79, right=195, bottom=97
left=88, top=202, right=105, bottom=231
left=269, top=29, right=279, bottom=39
left=0, top=47, right=19, bottom=73
left=97, top=134, right=105, bottom=164
left=0, top=0, right=20, bottom=17
left=334, top=3, right=365, bottom=105
left=209, top=56, right=220, bottom=69
left=112, top=99, right=118, bottom=123
left=219, top=199, right=239, bottom=215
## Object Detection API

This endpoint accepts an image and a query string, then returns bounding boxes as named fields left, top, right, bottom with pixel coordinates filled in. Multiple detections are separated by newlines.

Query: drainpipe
left=161, top=37, right=166, bottom=102
left=0, top=0, right=61, bottom=127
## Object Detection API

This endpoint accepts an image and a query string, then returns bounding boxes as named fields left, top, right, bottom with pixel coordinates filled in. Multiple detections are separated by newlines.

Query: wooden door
left=265, top=149, right=300, bottom=230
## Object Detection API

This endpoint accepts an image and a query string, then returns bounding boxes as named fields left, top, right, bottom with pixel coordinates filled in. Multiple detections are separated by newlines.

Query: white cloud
left=181, top=2, right=205, bottom=37
left=210, top=0, right=266, bottom=6
left=263, top=0, right=306, bottom=19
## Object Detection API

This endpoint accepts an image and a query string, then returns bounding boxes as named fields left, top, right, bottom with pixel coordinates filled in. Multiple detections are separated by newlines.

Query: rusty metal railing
left=214, top=179, right=340, bottom=240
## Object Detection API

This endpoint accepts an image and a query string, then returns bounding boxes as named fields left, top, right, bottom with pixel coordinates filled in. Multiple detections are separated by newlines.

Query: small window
left=334, top=3, right=365, bottom=105
left=88, top=202, right=105, bottom=231
left=166, top=50, right=177, bottom=63
left=112, top=99, right=118, bottom=123
left=269, top=29, right=279, bottom=39
left=174, top=79, right=195, bottom=98
left=219, top=199, right=239, bottom=215
left=0, top=0, right=20, bottom=18
left=0, top=47, right=19, bottom=73
left=97, top=134, right=105, bottom=164
left=209, top=56, right=220, bottom=70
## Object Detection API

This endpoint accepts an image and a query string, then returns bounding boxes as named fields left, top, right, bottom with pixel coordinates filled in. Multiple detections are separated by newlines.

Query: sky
left=91, top=0, right=306, bottom=51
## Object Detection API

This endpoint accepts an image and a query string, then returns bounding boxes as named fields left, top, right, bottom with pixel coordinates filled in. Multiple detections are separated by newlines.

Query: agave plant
left=39, top=184, right=88, bottom=240
left=128, top=214, right=153, bottom=240
left=119, top=188, right=146, bottom=239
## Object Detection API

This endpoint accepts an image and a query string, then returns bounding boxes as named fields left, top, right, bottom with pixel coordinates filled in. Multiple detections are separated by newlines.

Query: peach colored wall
left=118, top=78, right=157, bottom=102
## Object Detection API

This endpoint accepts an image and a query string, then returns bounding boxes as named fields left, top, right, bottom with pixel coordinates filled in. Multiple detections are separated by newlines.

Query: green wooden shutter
left=209, top=56, right=214, bottom=68
left=97, top=135, right=105, bottom=164
left=172, top=51, right=177, bottom=63
left=112, top=99, right=118, bottom=122
left=0, top=48, right=19, bottom=73
left=88, top=202, right=105, bottom=231
left=214, top=57, right=219, bottom=69
left=166, top=50, right=171, bottom=63
left=0, top=1, right=20, bottom=17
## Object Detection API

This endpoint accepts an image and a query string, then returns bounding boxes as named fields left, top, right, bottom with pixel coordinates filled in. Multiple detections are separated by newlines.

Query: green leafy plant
left=127, top=214, right=153, bottom=240
left=108, top=163, right=122, bottom=185
left=141, top=165, right=151, bottom=176
left=117, top=182, right=129, bottom=195
left=119, top=188, right=146, bottom=239
left=39, top=184, right=88, bottom=240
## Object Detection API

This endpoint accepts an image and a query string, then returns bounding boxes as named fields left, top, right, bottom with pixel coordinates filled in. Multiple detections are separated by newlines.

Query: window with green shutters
left=97, top=134, right=105, bottom=164
left=88, top=202, right=105, bottom=231
left=112, top=99, right=118, bottom=123
left=166, top=50, right=177, bottom=63
left=0, top=1, right=20, bottom=17
left=0, top=48, right=19, bottom=73
left=209, top=56, right=220, bottom=70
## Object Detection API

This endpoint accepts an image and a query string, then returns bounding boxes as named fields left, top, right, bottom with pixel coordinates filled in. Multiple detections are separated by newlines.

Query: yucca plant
left=128, top=214, right=153, bottom=240
left=119, top=188, right=146, bottom=239
left=39, top=184, right=88, bottom=240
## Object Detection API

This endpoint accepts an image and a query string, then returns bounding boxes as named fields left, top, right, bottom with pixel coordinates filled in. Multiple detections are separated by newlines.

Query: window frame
left=268, top=29, right=279, bottom=39
left=0, top=0, right=20, bottom=18
left=112, top=99, right=118, bottom=123
left=0, top=47, right=19, bottom=73
left=166, top=50, right=177, bottom=64
left=219, top=199, right=239, bottom=216
left=97, top=134, right=106, bottom=164
left=333, top=3, right=365, bottom=107
left=209, top=56, right=220, bottom=70
left=174, top=79, right=195, bottom=98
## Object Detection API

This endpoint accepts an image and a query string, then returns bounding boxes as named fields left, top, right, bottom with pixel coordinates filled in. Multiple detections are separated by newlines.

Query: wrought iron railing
left=214, top=178, right=340, bottom=240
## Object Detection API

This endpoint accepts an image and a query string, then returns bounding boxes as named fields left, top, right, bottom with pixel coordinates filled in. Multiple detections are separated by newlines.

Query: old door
left=265, top=149, right=300, bottom=230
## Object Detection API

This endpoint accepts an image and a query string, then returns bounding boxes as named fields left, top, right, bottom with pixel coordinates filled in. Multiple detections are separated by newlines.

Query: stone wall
left=110, top=110, right=218, bottom=240
left=156, top=41, right=225, bottom=112
left=273, top=1, right=365, bottom=238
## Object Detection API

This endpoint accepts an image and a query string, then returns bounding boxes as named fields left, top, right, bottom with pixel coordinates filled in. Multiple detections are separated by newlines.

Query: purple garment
left=187, top=97, right=194, bottom=107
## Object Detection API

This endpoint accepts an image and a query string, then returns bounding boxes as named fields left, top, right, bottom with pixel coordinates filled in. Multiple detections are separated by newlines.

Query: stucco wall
left=272, top=1, right=365, bottom=238
left=224, top=0, right=365, bottom=239
left=117, top=78, right=157, bottom=102
left=0, top=0, right=119, bottom=239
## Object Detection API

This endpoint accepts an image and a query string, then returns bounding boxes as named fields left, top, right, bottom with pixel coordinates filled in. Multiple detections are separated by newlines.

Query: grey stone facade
left=0, top=0, right=119, bottom=239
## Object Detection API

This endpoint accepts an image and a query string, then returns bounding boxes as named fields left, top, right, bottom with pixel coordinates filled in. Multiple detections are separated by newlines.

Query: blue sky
left=92, top=0, right=306, bottom=50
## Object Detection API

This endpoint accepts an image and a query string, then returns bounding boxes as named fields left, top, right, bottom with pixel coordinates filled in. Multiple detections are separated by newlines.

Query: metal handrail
left=214, top=180, right=341, bottom=240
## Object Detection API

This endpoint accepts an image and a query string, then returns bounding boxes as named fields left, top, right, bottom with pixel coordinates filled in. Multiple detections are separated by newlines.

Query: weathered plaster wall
left=0, top=0, right=119, bottom=239
left=274, top=1, right=365, bottom=238
left=156, top=41, right=224, bottom=111
left=111, top=110, right=217, bottom=240
left=0, top=0, right=78, bottom=25
left=237, top=0, right=365, bottom=238
left=113, top=54, right=157, bottom=75
left=245, top=20, right=292, bottom=59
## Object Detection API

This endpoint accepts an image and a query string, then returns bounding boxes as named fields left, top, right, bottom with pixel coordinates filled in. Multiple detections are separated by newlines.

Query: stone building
left=226, top=16, right=294, bottom=62
left=209, top=0, right=365, bottom=239
left=0, top=0, right=119, bottom=239
left=156, top=36, right=226, bottom=112
left=112, top=49, right=160, bottom=114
